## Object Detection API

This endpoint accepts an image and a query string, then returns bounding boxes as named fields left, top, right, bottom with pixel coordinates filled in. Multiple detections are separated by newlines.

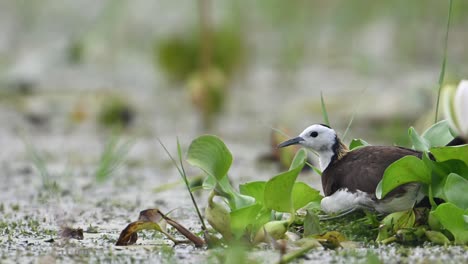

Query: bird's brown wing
left=321, top=146, right=422, bottom=196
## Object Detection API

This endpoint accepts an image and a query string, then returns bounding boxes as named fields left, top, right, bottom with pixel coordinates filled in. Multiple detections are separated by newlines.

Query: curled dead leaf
left=115, top=208, right=205, bottom=247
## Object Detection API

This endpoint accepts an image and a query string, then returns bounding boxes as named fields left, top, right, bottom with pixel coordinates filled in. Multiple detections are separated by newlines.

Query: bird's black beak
left=278, top=136, right=304, bottom=148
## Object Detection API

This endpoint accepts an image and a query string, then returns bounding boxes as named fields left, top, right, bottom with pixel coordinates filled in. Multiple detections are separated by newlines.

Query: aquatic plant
left=376, top=120, right=468, bottom=245
left=95, top=134, right=134, bottom=183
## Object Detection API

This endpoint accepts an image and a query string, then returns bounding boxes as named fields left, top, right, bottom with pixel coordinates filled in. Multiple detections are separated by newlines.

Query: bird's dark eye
left=310, top=131, right=318, bottom=138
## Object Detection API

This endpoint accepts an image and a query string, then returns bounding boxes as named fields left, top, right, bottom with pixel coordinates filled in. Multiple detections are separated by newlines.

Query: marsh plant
left=95, top=134, right=134, bottom=183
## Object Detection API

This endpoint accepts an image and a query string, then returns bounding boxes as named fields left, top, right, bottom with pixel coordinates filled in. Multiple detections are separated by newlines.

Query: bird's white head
left=278, top=124, right=345, bottom=170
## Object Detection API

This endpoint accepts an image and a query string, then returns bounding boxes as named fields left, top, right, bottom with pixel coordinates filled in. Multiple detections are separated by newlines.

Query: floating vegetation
left=155, top=28, right=243, bottom=83
left=97, top=96, right=135, bottom=129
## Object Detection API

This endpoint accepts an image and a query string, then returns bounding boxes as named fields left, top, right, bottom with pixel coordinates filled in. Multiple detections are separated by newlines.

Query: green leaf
left=349, top=138, right=370, bottom=150
left=426, top=159, right=468, bottom=200
left=376, top=156, right=430, bottom=199
left=206, top=191, right=232, bottom=241
left=230, top=204, right=270, bottom=238
left=430, top=145, right=468, bottom=167
left=264, top=149, right=307, bottom=213
left=292, top=182, right=322, bottom=210
left=303, top=209, right=321, bottom=236
left=320, top=91, right=330, bottom=126
left=408, top=127, right=429, bottom=152
left=202, top=174, right=216, bottom=189
left=187, top=135, right=232, bottom=180
left=377, top=210, right=415, bottom=242
left=422, top=120, right=454, bottom=147
left=425, top=230, right=450, bottom=245
left=444, top=173, right=468, bottom=210
left=289, top=148, right=307, bottom=170
left=239, top=181, right=266, bottom=205
left=216, top=177, right=255, bottom=210
left=431, top=203, right=468, bottom=245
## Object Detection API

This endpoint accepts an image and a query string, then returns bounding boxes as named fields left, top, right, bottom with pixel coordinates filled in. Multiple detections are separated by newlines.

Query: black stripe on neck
left=329, top=134, right=341, bottom=166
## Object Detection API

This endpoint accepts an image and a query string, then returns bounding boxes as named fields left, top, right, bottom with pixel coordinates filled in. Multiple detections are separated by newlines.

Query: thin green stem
left=434, top=0, right=453, bottom=123
left=157, top=138, right=208, bottom=231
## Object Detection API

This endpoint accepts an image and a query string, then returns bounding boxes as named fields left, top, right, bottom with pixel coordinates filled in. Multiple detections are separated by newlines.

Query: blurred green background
left=0, top=0, right=467, bottom=146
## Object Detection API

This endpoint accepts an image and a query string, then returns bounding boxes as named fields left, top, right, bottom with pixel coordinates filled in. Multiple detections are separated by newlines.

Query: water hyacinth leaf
left=421, top=120, right=454, bottom=147
left=430, top=145, right=468, bottom=167
left=253, top=220, right=290, bottom=244
left=444, top=173, right=468, bottom=210
left=376, top=156, right=430, bottom=199
left=431, top=203, right=468, bottom=245
left=202, top=174, right=216, bottom=189
left=187, top=135, right=232, bottom=180
left=303, top=210, right=321, bottom=236
left=264, top=149, right=307, bottom=213
left=425, top=230, right=450, bottom=245
left=408, top=127, right=429, bottom=152
left=430, top=159, right=468, bottom=199
left=239, top=181, right=266, bottom=204
left=289, top=148, right=307, bottom=170
left=205, top=191, right=232, bottom=241
left=216, top=176, right=255, bottom=210
left=349, top=138, right=370, bottom=150
left=377, top=210, right=415, bottom=242
left=230, top=203, right=269, bottom=238
left=292, top=182, right=322, bottom=210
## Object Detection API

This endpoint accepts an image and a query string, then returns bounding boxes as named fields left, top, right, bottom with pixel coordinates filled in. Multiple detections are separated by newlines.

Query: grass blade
left=343, top=87, right=367, bottom=141
left=434, top=0, right=453, bottom=123
left=320, top=91, right=330, bottom=126
left=157, top=138, right=207, bottom=230
left=95, top=134, right=134, bottom=183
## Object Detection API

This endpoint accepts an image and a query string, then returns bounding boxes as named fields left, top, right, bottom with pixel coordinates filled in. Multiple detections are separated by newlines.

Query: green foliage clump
left=376, top=120, right=468, bottom=245
left=155, top=27, right=243, bottom=82
left=97, top=96, right=135, bottom=129
left=188, top=67, right=226, bottom=128
left=186, top=135, right=322, bottom=244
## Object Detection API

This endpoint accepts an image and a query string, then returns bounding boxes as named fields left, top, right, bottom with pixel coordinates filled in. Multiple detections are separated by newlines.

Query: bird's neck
left=319, top=137, right=348, bottom=171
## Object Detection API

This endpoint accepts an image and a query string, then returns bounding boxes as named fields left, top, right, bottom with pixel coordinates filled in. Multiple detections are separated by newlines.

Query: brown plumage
left=322, top=146, right=422, bottom=197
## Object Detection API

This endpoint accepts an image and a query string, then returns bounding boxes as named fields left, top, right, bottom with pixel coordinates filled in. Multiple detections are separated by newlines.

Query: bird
left=278, top=124, right=429, bottom=215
